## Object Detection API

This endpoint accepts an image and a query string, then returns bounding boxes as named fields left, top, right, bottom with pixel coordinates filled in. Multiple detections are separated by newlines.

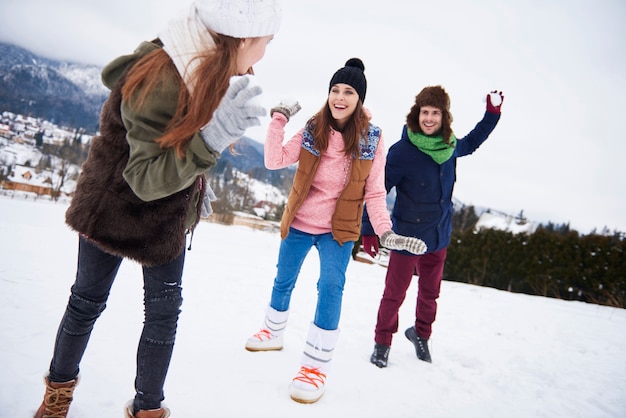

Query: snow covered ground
left=1, top=196, right=624, bottom=418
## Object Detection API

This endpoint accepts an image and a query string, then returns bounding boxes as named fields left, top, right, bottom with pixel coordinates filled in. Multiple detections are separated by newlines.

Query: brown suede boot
left=33, top=375, right=79, bottom=418
left=124, top=401, right=171, bottom=418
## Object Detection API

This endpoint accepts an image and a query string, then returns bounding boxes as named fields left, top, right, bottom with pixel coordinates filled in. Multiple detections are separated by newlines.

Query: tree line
left=445, top=206, right=625, bottom=308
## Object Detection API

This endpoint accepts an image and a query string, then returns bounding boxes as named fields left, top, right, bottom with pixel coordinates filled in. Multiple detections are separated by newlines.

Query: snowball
left=489, top=92, right=502, bottom=107
left=279, top=97, right=299, bottom=108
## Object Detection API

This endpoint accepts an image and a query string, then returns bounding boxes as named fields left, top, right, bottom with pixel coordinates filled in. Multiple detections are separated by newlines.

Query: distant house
left=209, top=211, right=279, bottom=233
left=1, top=165, right=54, bottom=196
left=252, top=200, right=278, bottom=218
left=0, top=123, right=10, bottom=137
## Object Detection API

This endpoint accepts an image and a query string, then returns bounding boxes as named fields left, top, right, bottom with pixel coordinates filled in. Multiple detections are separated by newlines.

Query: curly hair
left=406, top=85, right=454, bottom=145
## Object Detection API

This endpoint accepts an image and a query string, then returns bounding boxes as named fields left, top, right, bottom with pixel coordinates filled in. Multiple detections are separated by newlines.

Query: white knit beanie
left=195, top=0, right=283, bottom=38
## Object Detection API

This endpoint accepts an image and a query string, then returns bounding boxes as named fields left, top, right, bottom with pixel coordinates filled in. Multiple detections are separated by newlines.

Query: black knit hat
left=328, top=58, right=367, bottom=103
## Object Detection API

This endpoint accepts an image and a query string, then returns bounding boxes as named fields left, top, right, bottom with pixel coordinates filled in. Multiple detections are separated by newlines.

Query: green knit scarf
left=407, top=129, right=457, bottom=164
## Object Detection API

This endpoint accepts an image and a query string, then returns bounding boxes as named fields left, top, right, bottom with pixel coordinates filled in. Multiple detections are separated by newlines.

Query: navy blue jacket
left=363, top=111, right=500, bottom=253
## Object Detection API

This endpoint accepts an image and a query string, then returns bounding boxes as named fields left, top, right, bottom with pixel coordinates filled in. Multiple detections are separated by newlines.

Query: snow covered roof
left=7, top=165, right=54, bottom=188
left=474, top=211, right=539, bottom=235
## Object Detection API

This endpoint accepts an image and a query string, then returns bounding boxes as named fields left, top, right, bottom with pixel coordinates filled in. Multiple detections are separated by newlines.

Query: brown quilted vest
left=280, top=126, right=380, bottom=245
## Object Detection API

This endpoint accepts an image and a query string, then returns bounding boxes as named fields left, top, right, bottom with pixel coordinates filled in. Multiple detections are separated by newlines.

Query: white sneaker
left=289, top=366, right=326, bottom=403
left=245, top=328, right=284, bottom=351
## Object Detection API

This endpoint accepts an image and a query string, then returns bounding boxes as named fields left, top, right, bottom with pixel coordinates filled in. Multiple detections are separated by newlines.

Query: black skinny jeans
left=48, top=235, right=184, bottom=410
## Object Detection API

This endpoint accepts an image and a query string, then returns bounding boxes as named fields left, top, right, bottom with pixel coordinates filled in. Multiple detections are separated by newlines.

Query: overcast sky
left=1, top=0, right=625, bottom=234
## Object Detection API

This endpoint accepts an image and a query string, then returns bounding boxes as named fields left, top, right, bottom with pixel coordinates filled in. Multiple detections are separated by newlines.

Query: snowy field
left=1, top=196, right=624, bottom=418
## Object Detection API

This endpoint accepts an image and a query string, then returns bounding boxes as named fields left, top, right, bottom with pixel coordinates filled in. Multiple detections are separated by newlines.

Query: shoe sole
left=370, top=359, right=387, bottom=368
left=370, top=344, right=390, bottom=368
left=290, top=387, right=325, bottom=404
left=244, top=345, right=283, bottom=352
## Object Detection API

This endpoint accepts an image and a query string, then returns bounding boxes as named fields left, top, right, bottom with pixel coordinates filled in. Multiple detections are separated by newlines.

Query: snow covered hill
left=474, top=210, right=540, bottom=235
left=1, top=197, right=625, bottom=418
left=0, top=42, right=106, bottom=130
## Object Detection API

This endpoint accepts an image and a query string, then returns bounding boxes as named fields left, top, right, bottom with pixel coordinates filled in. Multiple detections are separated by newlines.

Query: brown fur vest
left=65, top=67, right=203, bottom=266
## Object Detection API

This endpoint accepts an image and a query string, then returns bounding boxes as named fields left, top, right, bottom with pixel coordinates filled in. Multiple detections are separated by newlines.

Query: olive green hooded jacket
left=65, top=40, right=219, bottom=266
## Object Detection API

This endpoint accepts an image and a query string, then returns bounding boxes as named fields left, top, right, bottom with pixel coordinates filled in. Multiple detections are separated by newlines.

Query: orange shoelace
left=251, top=329, right=273, bottom=341
left=293, top=366, right=326, bottom=389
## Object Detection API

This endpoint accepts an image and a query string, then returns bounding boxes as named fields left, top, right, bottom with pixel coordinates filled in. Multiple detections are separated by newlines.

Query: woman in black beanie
left=33, top=1, right=283, bottom=416
left=244, top=58, right=427, bottom=404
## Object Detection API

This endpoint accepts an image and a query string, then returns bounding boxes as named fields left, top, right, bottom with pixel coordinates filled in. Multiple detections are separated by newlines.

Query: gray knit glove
left=380, top=230, right=427, bottom=255
left=270, top=98, right=301, bottom=121
left=200, top=183, right=217, bottom=218
left=200, top=76, right=266, bottom=153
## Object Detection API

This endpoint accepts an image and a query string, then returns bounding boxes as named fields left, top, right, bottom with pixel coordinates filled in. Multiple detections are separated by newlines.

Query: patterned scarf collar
left=407, top=128, right=456, bottom=164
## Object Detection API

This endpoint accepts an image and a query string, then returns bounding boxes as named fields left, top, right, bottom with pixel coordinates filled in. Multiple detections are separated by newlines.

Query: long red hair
left=121, top=32, right=247, bottom=158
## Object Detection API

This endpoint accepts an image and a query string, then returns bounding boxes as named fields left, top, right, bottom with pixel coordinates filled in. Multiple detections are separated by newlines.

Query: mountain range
left=0, top=41, right=295, bottom=198
left=0, top=42, right=537, bottom=230
left=0, top=42, right=107, bottom=131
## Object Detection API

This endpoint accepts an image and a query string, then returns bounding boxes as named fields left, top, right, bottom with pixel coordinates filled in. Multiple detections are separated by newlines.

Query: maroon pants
left=374, top=247, right=447, bottom=345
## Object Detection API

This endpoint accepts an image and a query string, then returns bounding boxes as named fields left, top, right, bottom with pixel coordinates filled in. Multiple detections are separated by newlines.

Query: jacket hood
left=101, top=41, right=161, bottom=90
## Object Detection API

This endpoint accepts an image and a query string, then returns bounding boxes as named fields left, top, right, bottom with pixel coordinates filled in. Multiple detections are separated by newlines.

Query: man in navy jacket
left=362, top=86, right=503, bottom=366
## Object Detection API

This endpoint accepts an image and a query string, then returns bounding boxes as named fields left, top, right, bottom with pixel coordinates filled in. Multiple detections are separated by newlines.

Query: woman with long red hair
left=34, top=1, right=282, bottom=417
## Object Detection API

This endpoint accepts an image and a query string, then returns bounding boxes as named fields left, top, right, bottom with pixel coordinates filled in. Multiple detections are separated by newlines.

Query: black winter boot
left=370, top=344, right=390, bottom=368
left=405, top=326, right=432, bottom=363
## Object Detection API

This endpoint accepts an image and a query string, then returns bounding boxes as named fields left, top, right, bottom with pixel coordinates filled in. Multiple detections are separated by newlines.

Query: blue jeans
left=48, top=236, right=184, bottom=411
left=270, top=228, right=354, bottom=330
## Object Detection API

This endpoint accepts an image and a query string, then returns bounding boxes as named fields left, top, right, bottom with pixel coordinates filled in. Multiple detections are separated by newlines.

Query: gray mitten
left=270, top=98, right=301, bottom=121
left=380, top=230, right=427, bottom=255
left=200, top=76, right=266, bottom=153
left=200, top=184, right=217, bottom=218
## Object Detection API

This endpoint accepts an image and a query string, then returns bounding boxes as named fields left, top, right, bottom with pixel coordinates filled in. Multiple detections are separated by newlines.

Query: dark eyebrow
left=331, top=84, right=356, bottom=92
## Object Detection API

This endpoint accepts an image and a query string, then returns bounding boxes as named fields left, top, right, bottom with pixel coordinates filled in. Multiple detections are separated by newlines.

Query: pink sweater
left=265, top=113, right=392, bottom=237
